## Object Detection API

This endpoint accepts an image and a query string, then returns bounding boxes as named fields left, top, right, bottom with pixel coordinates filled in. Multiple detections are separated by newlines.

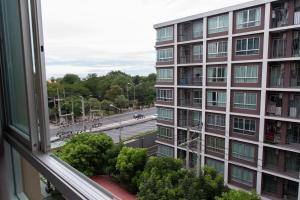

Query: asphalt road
left=50, top=107, right=156, bottom=137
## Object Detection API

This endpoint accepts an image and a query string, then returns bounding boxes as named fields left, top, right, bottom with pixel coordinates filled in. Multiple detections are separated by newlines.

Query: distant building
left=154, top=0, right=300, bottom=199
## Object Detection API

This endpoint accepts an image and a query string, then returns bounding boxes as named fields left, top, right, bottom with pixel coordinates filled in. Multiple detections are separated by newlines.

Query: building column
left=257, top=2, right=271, bottom=195
left=174, top=23, right=178, bottom=158
left=224, top=11, right=233, bottom=185
left=201, top=17, right=207, bottom=168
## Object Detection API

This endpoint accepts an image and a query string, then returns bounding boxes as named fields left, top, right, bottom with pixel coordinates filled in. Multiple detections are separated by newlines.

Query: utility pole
left=71, top=101, right=75, bottom=134
left=80, top=96, right=85, bottom=131
left=57, top=88, right=62, bottom=125
left=196, top=123, right=203, bottom=177
left=186, top=127, right=190, bottom=169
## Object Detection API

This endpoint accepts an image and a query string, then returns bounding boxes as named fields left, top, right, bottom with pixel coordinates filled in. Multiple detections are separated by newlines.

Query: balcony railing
left=178, top=119, right=201, bottom=129
left=178, top=99, right=202, bottom=108
left=266, top=105, right=282, bottom=116
left=178, top=76, right=202, bottom=86
left=271, top=8, right=288, bottom=28
left=179, top=55, right=203, bottom=64
left=271, top=38, right=286, bottom=58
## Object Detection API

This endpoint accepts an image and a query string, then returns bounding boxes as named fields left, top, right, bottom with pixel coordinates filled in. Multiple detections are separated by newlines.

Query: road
left=50, top=107, right=156, bottom=137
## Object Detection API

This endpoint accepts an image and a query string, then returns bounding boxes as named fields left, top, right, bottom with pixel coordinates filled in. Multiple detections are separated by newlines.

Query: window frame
left=207, top=91, right=226, bottom=107
left=232, top=141, right=255, bottom=162
left=234, top=65, right=259, bottom=83
left=207, top=66, right=227, bottom=83
left=208, top=14, right=229, bottom=34
left=156, top=26, right=173, bottom=42
left=233, top=117, right=256, bottom=135
left=233, top=92, right=257, bottom=110
left=157, top=68, right=173, bottom=82
left=206, top=136, right=225, bottom=154
left=236, top=7, right=261, bottom=29
left=207, top=114, right=226, bottom=130
left=236, top=37, right=260, bottom=56
left=157, top=48, right=173, bottom=62
left=207, top=40, right=228, bottom=58
left=156, top=88, right=173, bottom=102
left=157, top=107, right=174, bottom=121
left=157, top=126, right=173, bottom=139
left=231, top=165, right=254, bottom=187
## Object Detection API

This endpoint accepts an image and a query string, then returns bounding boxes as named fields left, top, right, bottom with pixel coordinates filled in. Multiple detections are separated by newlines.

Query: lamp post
left=109, top=104, right=122, bottom=143
left=80, top=96, right=85, bottom=131
left=127, top=83, right=135, bottom=106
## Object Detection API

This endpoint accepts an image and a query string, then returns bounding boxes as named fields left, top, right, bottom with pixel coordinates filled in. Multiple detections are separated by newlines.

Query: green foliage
left=215, top=190, right=260, bottom=200
left=105, top=85, right=123, bottom=101
left=106, top=144, right=124, bottom=176
left=62, top=74, right=81, bottom=84
left=54, top=133, right=113, bottom=176
left=116, top=147, right=148, bottom=193
left=114, top=95, right=129, bottom=108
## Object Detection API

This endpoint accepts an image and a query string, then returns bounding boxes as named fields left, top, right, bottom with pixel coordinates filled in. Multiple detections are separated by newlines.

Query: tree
left=106, top=144, right=123, bottom=176
left=114, top=95, right=129, bottom=108
left=100, top=99, right=113, bottom=112
left=105, top=85, right=123, bottom=101
left=116, top=147, right=148, bottom=193
left=54, top=133, right=113, bottom=176
left=215, top=190, right=260, bottom=200
left=62, top=74, right=81, bottom=84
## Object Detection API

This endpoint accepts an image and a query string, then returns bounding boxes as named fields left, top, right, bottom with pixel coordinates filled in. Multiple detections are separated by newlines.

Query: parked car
left=133, top=113, right=145, bottom=119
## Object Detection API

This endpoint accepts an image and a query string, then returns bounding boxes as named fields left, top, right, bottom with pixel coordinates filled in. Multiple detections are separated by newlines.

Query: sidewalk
left=91, top=176, right=137, bottom=200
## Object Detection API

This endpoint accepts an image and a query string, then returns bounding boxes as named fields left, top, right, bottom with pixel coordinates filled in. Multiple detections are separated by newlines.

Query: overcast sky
left=42, top=0, right=249, bottom=79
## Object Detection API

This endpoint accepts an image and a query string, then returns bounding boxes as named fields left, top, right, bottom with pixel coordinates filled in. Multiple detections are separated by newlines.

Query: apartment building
left=154, top=0, right=300, bottom=199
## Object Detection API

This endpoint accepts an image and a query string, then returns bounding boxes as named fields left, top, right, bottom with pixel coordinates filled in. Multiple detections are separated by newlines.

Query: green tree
left=105, top=85, right=123, bottom=101
left=116, top=147, right=148, bottom=193
left=62, top=73, right=81, bottom=84
left=215, top=190, right=260, bottom=200
left=100, top=99, right=113, bottom=113
left=106, top=144, right=123, bottom=176
left=114, top=95, right=129, bottom=108
left=55, top=133, right=113, bottom=176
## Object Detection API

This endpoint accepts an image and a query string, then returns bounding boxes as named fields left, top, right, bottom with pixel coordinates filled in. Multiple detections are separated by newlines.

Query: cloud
left=41, top=0, right=249, bottom=78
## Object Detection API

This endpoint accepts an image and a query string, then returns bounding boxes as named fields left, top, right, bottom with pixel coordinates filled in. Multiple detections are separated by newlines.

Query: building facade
left=154, top=0, right=300, bottom=199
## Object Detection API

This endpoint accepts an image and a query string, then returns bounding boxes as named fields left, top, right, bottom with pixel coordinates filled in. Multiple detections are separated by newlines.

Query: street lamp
left=109, top=104, right=122, bottom=143
left=127, top=83, right=136, bottom=106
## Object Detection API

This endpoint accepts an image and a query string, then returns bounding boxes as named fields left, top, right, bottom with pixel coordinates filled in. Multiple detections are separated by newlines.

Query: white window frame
left=156, top=88, right=173, bottom=102
left=157, top=126, right=173, bottom=139
left=156, top=26, right=173, bottom=42
left=207, top=114, right=226, bottom=130
left=208, top=40, right=228, bottom=58
left=157, top=68, right=173, bottom=82
left=233, top=117, right=256, bottom=135
left=236, top=7, right=261, bottom=29
left=206, top=136, right=225, bottom=154
left=193, top=20, right=203, bottom=38
left=193, top=90, right=202, bottom=106
left=234, top=65, right=258, bottom=83
left=157, top=48, right=173, bottom=62
left=233, top=92, right=257, bottom=110
left=192, top=44, right=203, bottom=60
left=207, top=66, right=227, bottom=83
left=208, top=14, right=229, bottom=34
left=157, top=107, right=174, bottom=121
left=231, top=166, right=254, bottom=187
left=236, top=37, right=260, bottom=56
left=207, top=91, right=226, bottom=107
left=232, top=141, right=255, bottom=162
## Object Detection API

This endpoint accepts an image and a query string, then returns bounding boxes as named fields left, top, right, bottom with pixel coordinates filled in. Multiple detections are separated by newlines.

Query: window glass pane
left=1, top=0, right=30, bottom=135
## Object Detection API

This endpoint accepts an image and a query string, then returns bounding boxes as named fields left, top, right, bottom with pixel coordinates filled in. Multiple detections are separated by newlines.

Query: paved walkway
left=91, top=176, right=137, bottom=200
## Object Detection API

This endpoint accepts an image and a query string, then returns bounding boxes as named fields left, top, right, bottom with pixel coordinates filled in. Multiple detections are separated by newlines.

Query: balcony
left=289, top=94, right=300, bottom=118
left=178, top=20, right=203, bottom=42
left=178, top=44, right=203, bottom=64
left=271, top=7, right=288, bottom=28
left=266, top=93, right=283, bottom=117
left=271, top=38, right=286, bottom=58
left=177, top=130, right=200, bottom=152
left=269, top=65, right=284, bottom=88
left=178, top=88, right=202, bottom=109
left=293, top=38, right=300, bottom=57
left=178, top=67, right=202, bottom=86
left=178, top=109, right=202, bottom=129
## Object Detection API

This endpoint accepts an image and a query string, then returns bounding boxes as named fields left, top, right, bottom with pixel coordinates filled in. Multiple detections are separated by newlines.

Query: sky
left=42, top=0, right=250, bottom=79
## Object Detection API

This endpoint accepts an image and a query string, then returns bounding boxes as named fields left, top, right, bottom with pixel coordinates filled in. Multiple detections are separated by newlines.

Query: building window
left=236, top=37, right=260, bottom=55
left=207, top=91, right=226, bottom=107
left=156, top=89, right=173, bottom=102
left=207, top=114, right=225, bottom=130
left=285, top=152, right=300, bottom=173
left=208, top=40, right=228, bottom=58
left=193, top=90, right=202, bottom=107
left=157, top=26, right=173, bottom=42
left=234, top=65, right=258, bottom=83
left=232, top=141, right=255, bottom=162
left=193, top=44, right=203, bottom=61
left=157, top=126, right=173, bottom=139
left=208, top=14, right=229, bottom=34
left=206, top=158, right=224, bottom=174
left=236, top=7, right=261, bottom=29
left=206, top=136, right=225, bottom=154
left=157, top=48, right=173, bottom=62
left=157, top=145, right=174, bottom=157
left=193, top=20, right=203, bottom=38
left=231, top=166, right=254, bottom=187
left=233, top=92, right=257, bottom=110
left=157, top=68, right=173, bottom=82
left=157, top=107, right=174, bottom=121
left=207, top=66, right=227, bottom=83
left=233, top=117, right=256, bottom=135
